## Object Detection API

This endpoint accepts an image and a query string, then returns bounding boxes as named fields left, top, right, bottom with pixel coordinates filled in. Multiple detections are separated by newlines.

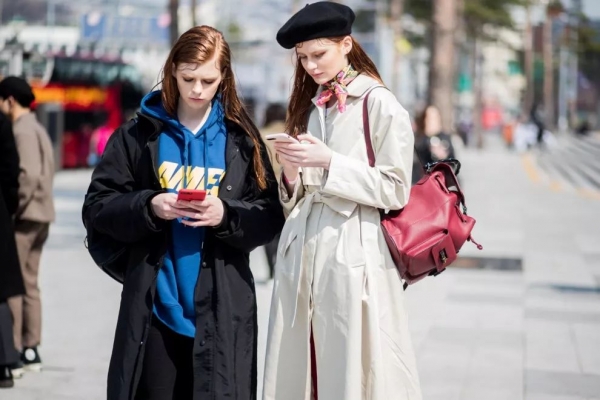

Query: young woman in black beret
left=263, top=2, right=422, bottom=400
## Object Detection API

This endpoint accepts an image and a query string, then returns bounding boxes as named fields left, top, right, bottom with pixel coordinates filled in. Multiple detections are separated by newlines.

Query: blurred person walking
left=263, top=2, right=422, bottom=399
left=82, top=26, right=284, bottom=400
left=413, top=104, right=456, bottom=183
left=260, top=103, right=287, bottom=279
left=0, top=77, right=55, bottom=374
left=0, top=112, right=25, bottom=388
left=530, top=102, right=546, bottom=147
left=87, top=123, right=112, bottom=167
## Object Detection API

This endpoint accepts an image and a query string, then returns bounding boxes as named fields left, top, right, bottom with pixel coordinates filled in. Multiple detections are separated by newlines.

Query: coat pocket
left=335, top=216, right=366, bottom=268
left=277, top=227, right=297, bottom=258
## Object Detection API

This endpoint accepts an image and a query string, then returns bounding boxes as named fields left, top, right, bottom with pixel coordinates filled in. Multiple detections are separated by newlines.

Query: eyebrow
left=296, top=48, right=326, bottom=56
left=180, top=72, right=219, bottom=77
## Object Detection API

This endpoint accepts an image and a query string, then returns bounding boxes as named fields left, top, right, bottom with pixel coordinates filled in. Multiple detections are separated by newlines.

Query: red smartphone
left=177, top=189, right=207, bottom=201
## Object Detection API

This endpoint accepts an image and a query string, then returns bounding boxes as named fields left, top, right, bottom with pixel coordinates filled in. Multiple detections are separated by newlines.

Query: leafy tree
left=405, top=0, right=527, bottom=147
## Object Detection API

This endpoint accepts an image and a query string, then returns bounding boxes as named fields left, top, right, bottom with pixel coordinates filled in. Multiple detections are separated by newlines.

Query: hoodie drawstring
left=203, top=134, right=209, bottom=192
left=183, top=134, right=190, bottom=189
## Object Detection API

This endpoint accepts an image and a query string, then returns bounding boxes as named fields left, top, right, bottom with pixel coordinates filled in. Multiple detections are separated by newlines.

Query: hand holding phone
left=177, top=189, right=207, bottom=202
left=265, top=133, right=299, bottom=143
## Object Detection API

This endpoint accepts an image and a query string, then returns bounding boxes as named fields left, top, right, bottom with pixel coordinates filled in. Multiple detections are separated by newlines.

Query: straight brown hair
left=285, top=36, right=383, bottom=137
left=160, top=26, right=268, bottom=190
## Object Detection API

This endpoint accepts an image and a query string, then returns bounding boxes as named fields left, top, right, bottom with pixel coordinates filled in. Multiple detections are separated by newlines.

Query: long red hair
left=285, top=37, right=383, bottom=137
left=160, top=26, right=268, bottom=190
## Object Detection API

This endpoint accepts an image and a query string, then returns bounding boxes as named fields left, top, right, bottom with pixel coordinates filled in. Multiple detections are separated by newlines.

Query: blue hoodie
left=141, top=90, right=227, bottom=337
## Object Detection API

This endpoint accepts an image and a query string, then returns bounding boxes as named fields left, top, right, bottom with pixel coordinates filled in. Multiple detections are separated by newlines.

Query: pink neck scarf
left=316, top=65, right=358, bottom=113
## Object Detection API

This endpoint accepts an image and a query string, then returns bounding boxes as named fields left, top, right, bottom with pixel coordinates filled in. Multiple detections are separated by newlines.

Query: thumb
left=297, top=134, right=320, bottom=144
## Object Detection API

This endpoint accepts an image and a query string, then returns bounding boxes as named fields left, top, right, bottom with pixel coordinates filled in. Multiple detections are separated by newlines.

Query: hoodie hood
left=140, top=90, right=224, bottom=139
left=141, top=90, right=226, bottom=189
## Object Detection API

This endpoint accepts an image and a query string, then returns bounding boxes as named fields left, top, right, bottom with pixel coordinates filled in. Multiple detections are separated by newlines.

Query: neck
left=12, top=107, right=30, bottom=123
left=425, top=125, right=442, bottom=136
left=324, top=64, right=356, bottom=89
left=177, top=98, right=212, bottom=132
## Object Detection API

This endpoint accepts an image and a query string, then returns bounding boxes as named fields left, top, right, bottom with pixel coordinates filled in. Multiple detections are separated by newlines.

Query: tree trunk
left=524, top=3, right=534, bottom=117
left=390, top=0, right=404, bottom=96
left=191, top=0, right=197, bottom=27
left=169, top=0, right=179, bottom=46
left=428, top=0, right=457, bottom=133
left=471, top=38, right=484, bottom=149
left=543, top=7, right=555, bottom=129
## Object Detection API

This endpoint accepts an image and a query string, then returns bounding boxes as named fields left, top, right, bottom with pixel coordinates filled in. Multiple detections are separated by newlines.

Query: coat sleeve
left=212, top=141, right=285, bottom=253
left=0, top=116, right=20, bottom=215
left=14, top=127, right=43, bottom=217
left=82, top=122, right=165, bottom=244
left=321, top=89, right=414, bottom=210
left=278, top=170, right=304, bottom=217
left=261, top=129, right=305, bottom=217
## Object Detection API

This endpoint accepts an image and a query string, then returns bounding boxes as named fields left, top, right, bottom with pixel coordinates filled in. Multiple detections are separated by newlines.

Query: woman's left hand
left=274, top=134, right=333, bottom=170
left=174, top=196, right=225, bottom=227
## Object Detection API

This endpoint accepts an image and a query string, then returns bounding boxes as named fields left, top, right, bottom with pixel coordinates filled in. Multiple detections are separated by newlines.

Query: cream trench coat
left=262, top=75, right=422, bottom=400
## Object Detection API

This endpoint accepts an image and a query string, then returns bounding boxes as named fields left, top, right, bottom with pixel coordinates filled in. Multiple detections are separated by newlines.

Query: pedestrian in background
left=0, top=76, right=55, bottom=375
left=260, top=103, right=287, bottom=279
left=82, top=26, right=284, bottom=400
left=412, top=104, right=456, bottom=183
left=263, top=2, right=422, bottom=399
left=0, top=112, right=25, bottom=389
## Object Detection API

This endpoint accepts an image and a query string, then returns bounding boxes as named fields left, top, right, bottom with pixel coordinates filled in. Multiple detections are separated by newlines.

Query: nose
left=192, top=81, right=202, bottom=95
left=306, top=59, right=318, bottom=71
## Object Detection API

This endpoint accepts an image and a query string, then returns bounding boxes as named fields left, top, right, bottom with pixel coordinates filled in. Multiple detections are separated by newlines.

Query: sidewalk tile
left=525, top=320, right=581, bottom=373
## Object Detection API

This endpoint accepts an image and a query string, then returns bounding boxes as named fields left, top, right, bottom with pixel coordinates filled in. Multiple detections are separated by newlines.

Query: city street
left=526, top=133, right=600, bottom=199
left=7, top=133, right=600, bottom=400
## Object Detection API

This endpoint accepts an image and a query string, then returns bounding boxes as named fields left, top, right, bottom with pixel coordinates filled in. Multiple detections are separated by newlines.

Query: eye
left=298, top=55, right=307, bottom=61
left=183, top=78, right=193, bottom=82
left=315, top=52, right=325, bottom=58
left=203, top=80, right=215, bottom=85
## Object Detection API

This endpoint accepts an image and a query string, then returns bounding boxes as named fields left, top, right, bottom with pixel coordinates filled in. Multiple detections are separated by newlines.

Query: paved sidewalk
left=7, top=133, right=600, bottom=400
left=405, top=133, right=600, bottom=400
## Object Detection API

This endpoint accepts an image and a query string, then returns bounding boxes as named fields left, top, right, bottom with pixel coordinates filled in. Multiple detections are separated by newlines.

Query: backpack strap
left=362, top=86, right=426, bottom=170
left=361, top=86, right=383, bottom=168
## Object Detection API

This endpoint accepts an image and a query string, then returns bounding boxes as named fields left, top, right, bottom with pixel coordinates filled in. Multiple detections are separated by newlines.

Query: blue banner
left=80, top=13, right=170, bottom=45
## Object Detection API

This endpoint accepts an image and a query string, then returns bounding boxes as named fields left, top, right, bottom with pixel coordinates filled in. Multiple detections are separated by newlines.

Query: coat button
left=201, top=261, right=207, bottom=268
left=200, top=340, right=206, bottom=346
left=226, top=185, right=232, bottom=191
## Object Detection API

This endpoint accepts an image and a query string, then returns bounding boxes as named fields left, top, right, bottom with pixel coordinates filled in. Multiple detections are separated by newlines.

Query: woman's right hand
left=150, top=193, right=181, bottom=220
left=282, top=165, right=299, bottom=183
left=274, top=143, right=300, bottom=183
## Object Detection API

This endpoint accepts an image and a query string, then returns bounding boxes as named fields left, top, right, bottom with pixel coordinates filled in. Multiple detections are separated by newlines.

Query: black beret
left=276, top=1, right=355, bottom=49
left=0, top=76, right=35, bottom=108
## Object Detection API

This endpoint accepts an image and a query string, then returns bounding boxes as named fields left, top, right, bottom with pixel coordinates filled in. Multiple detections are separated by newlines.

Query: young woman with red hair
left=263, top=3, right=422, bottom=399
left=83, top=26, right=284, bottom=400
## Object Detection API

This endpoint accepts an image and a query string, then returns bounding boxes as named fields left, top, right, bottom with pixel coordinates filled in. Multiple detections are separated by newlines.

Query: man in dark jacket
left=0, top=112, right=25, bottom=388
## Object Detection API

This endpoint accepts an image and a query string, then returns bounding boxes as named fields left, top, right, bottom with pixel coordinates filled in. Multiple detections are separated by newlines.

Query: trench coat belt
left=285, top=190, right=357, bottom=326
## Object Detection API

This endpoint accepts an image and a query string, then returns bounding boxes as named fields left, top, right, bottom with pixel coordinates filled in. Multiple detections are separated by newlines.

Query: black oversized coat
left=0, top=113, right=24, bottom=302
left=82, top=112, right=284, bottom=400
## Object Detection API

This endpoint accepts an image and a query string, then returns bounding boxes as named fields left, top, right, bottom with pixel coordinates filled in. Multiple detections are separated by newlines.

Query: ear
left=342, top=36, right=353, bottom=55
left=171, top=63, right=177, bottom=78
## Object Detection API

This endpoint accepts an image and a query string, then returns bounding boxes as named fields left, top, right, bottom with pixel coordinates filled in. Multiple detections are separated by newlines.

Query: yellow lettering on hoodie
left=158, top=161, right=225, bottom=195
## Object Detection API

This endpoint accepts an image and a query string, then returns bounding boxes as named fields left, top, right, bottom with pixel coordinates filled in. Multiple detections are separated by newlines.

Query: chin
left=185, top=99, right=207, bottom=109
left=311, top=74, right=333, bottom=85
